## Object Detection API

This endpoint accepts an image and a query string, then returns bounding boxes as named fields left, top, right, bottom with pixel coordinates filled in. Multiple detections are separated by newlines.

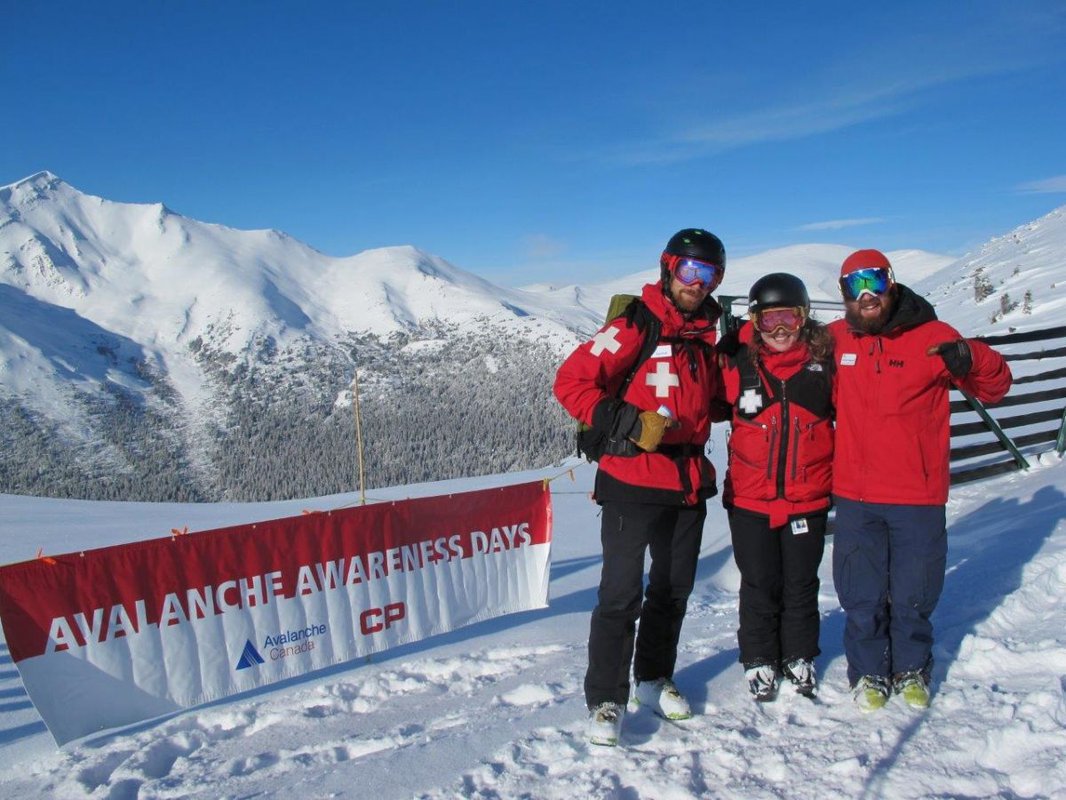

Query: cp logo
left=359, top=602, right=407, bottom=634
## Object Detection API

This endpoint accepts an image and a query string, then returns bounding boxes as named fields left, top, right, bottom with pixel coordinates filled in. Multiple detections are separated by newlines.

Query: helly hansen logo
left=889, top=359, right=905, bottom=368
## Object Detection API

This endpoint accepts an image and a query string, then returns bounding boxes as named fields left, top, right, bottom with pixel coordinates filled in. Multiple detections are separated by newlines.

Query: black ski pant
left=728, top=507, right=826, bottom=668
left=584, top=499, right=705, bottom=709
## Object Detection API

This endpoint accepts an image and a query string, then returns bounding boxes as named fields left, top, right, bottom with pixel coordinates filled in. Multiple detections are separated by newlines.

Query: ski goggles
left=667, top=256, right=724, bottom=289
left=754, top=306, right=807, bottom=334
left=840, top=267, right=893, bottom=301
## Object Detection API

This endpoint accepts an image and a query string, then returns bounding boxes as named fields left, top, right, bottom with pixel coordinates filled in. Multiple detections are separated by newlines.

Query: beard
left=674, top=290, right=703, bottom=312
left=845, top=305, right=887, bottom=334
left=844, top=291, right=895, bottom=334
left=668, top=279, right=709, bottom=313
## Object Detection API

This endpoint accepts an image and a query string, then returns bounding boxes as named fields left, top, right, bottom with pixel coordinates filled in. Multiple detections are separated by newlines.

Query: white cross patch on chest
left=645, top=361, right=680, bottom=398
left=589, top=326, right=622, bottom=357
left=739, top=388, right=764, bottom=414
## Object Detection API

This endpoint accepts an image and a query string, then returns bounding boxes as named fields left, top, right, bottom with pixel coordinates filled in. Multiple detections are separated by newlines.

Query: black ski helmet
left=660, top=228, right=726, bottom=283
left=747, top=272, right=810, bottom=314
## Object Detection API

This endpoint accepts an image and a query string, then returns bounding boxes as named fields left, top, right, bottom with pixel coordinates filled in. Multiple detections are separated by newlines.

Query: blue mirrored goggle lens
left=675, top=259, right=722, bottom=287
left=840, top=267, right=890, bottom=300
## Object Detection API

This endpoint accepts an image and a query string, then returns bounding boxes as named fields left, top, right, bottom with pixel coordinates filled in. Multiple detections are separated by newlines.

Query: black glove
left=592, top=398, right=640, bottom=441
left=708, top=397, right=733, bottom=422
left=716, top=330, right=740, bottom=358
left=928, top=339, right=972, bottom=378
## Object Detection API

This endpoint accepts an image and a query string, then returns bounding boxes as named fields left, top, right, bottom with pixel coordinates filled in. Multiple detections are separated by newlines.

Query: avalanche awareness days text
left=45, top=523, right=534, bottom=653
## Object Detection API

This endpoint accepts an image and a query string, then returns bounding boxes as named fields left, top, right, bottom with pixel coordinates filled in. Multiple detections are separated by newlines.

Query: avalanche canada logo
left=234, top=623, right=330, bottom=671
left=236, top=640, right=265, bottom=670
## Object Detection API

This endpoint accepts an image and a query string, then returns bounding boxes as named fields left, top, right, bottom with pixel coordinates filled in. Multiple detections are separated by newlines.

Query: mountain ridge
left=2, top=172, right=1063, bottom=502
left=1, top=174, right=591, bottom=501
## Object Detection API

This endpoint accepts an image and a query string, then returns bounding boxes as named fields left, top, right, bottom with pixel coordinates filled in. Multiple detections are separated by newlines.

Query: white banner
left=0, top=481, right=552, bottom=745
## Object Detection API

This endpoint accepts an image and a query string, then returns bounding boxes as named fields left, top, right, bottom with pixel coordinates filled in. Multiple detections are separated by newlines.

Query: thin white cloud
left=678, top=87, right=911, bottom=149
left=599, top=81, right=924, bottom=166
left=1015, top=175, right=1066, bottom=194
left=522, top=233, right=567, bottom=260
left=599, top=14, right=1061, bottom=167
left=798, top=217, right=885, bottom=232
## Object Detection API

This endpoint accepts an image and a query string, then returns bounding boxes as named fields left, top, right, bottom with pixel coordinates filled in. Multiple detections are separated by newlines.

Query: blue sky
left=4, top=2, right=1065, bottom=286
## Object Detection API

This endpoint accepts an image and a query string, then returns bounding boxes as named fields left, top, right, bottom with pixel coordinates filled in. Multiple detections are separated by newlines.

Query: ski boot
left=745, top=663, right=778, bottom=702
left=587, top=701, right=624, bottom=746
left=853, top=675, right=890, bottom=713
left=634, top=678, right=692, bottom=720
left=782, top=658, right=817, bottom=698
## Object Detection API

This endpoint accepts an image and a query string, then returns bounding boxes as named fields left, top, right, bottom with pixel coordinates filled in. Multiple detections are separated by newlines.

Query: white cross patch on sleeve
left=645, top=361, right=680, bottom=398
left=589, top=326, right=623, bottom=357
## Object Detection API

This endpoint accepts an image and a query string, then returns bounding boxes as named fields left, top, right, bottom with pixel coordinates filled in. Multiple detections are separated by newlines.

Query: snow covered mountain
left=0, top=171, right=587, bottom=368
left=916, top=205, right=1066, bottom=334
left=2, top=178, right=1065, bottom=799
left=1, top=200, right=1065, bottom=794
left=2, top=172, right=1063, bottom=503
left=0, top=173, right=590, bottom=501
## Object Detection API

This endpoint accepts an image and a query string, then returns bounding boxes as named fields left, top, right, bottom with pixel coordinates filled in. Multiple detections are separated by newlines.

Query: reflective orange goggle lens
left=754, top=306, right=806, bottom=333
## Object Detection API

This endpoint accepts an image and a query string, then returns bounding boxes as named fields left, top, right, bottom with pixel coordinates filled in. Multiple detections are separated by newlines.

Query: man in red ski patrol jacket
left=829, top=249, right=1012, bottom=713
left=554, top=228, right=725, bottom=746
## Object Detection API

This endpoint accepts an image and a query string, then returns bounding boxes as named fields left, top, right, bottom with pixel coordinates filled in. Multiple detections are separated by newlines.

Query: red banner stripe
left=0, top=482, right=551, bottom=663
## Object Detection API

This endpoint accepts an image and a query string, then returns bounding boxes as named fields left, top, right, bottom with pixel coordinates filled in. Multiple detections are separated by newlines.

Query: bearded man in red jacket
left=829, top=249, right=1012, bottom=713
left=554, top=228, right=725, bottom=746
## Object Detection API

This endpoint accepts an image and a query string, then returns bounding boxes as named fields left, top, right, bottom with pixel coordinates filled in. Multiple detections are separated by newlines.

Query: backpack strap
left=616, top=300, right=662, bottom=398
left=575, top=300, right=660, bottom=461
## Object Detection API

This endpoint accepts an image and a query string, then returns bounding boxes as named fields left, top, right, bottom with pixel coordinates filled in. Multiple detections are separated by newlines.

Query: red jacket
left=553, top=283, right=721, bottom=506
left=829, top=285, right=1012, bottom=505
left=721, top=335, right=834, bottom=527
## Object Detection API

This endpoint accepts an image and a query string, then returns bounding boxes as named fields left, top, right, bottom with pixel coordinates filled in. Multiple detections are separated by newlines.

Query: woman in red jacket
left=719, top=273, right=834, bottom=701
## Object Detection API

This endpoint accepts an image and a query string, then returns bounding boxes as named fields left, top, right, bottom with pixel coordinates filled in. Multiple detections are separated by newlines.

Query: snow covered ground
left=2, top=202, right=1065, bottom=797
left=1, top=449, right=1064, bottom=799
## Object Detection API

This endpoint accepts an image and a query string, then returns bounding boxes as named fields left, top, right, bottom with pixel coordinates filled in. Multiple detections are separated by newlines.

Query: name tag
left=652, top=344, right=672, bottom=359
left=840, top=353, right=857, bottom=366
left=791, top=518, right=809, bottom=535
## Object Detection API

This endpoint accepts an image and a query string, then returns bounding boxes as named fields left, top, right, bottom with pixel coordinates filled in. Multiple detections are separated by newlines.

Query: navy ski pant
left=585, top=499, right=705, bottom=709
left=729, top=507, right=826, bottom=667
left=831, top=496, right=947, bottom=686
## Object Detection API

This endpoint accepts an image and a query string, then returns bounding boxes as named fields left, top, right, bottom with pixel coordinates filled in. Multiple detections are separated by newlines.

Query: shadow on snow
left=859, top=481, right=1066, bottom=798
